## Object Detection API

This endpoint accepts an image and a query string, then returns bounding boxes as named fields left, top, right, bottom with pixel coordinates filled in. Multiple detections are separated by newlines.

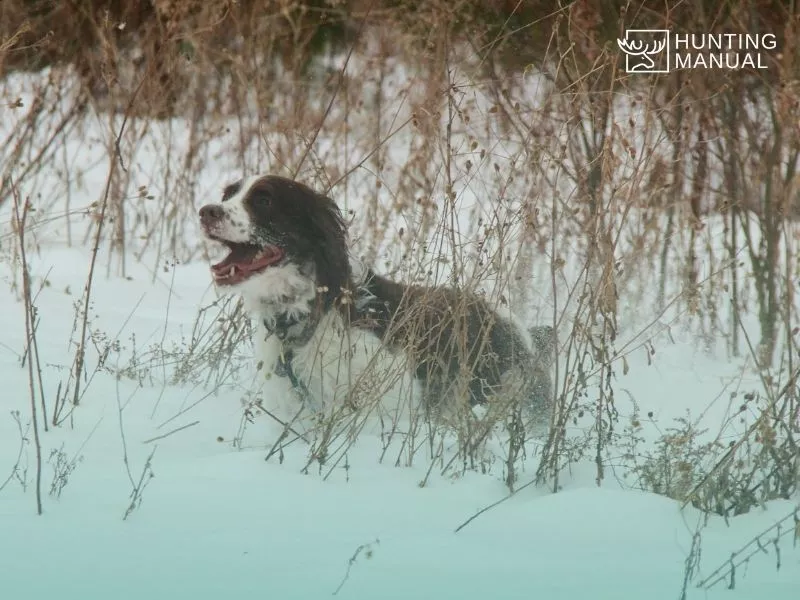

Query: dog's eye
left=221, top=182, right=242, bottom=203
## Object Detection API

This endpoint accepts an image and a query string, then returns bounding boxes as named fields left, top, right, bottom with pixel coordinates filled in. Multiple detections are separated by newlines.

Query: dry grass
left=1, top=0, right=798, bottom=517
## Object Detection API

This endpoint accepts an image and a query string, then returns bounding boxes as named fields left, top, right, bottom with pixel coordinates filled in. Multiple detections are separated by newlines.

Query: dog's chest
left=256, top=311, right=412, bottom=412
left=238, top=262, right=317, bottom=328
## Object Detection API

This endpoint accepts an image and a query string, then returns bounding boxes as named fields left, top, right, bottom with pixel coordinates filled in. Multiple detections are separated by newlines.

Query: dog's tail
left=528, top=324, right=556, bottom=365
left=525, top=324, right=556, bottom=424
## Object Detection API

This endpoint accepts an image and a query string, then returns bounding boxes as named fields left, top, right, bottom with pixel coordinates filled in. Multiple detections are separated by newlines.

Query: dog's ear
left=308, top=191, right=352, bottom=298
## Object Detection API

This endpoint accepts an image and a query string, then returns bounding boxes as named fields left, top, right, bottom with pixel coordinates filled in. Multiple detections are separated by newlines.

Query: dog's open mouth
left=210, top=242, right=284, bottom=286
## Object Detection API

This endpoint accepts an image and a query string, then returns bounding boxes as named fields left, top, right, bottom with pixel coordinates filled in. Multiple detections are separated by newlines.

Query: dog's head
left=199, top=175, right=352, bottom=308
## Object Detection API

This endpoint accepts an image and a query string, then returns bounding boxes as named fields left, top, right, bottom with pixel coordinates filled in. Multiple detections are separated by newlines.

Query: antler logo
left=617, top=30, right=670, bottom=73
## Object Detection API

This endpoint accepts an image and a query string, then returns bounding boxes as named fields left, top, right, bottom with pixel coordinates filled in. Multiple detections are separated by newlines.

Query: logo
left=618, top=31, right=777, bottom=73
left=617, top=30, right=670, bottom=73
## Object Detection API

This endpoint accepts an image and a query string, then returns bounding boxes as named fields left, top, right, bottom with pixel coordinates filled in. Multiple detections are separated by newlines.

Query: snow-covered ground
left=0, top=236, right=797, bottom=600
left=1, top=67, right=798, bottom=600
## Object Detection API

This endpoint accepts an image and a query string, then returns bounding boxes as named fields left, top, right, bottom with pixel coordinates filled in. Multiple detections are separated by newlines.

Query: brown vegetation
left=1, top=0, right=798, bottom=517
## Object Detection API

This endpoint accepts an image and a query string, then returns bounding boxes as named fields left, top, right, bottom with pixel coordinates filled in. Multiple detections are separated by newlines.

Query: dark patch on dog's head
left=221, top=181, right=242, bottom=202
left=244, top=176, right=351, bottom=306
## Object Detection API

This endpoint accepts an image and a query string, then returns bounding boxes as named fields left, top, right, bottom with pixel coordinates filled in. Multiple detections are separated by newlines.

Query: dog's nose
left=199, top=204, right=224, bottom=222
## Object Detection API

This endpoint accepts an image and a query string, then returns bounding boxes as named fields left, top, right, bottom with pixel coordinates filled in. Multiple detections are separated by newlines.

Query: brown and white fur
left=199, top=175, right=554, bottom=433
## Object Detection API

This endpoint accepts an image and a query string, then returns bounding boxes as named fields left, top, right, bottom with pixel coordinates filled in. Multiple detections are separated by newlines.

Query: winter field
left=1, top=52, right=800, bottom=600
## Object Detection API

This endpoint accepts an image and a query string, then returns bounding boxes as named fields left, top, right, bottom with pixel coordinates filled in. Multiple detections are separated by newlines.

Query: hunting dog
left=199, top=175, right=554, bottom=431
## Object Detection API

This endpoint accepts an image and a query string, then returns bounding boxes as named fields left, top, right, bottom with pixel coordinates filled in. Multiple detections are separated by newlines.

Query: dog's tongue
left=211, top=244, right=283, bottom=283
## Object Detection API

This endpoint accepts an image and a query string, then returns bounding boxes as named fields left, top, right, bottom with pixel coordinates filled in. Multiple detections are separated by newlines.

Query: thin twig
left=697, top=505, right=799, bottom=590
left=11, top=182, right=43, bottom=515
left=332, top=539, right=379, bottom=596
left=142, top=420, right=200, bottom=444
left=71, top=72, right=148, bottom=408
left=454, top=477, right=538, bottom=533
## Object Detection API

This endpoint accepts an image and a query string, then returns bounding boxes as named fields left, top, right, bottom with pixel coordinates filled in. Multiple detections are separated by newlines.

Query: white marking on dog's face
left=205, top=175, right=261, bottom=243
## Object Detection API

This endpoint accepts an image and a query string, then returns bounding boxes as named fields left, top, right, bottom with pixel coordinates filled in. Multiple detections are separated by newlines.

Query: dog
left=199, top=175, right=554, bottom=432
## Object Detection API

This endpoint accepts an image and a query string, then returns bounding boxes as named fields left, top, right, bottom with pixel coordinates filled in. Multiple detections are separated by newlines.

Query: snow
left=1, top=68, right=798, bottom=600
left=1, top=226, right=797, bottom=600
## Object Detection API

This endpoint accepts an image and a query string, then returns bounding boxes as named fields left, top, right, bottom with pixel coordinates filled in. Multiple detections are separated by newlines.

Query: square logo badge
left=617, top=30, right=670, bottom=73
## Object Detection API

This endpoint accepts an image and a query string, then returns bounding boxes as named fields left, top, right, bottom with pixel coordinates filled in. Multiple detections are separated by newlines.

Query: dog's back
left=354, top=269, right=553, bottom=423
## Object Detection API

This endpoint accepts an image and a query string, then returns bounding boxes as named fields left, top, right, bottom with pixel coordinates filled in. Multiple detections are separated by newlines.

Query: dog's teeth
left=229, top=266, right=236, bottom=276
